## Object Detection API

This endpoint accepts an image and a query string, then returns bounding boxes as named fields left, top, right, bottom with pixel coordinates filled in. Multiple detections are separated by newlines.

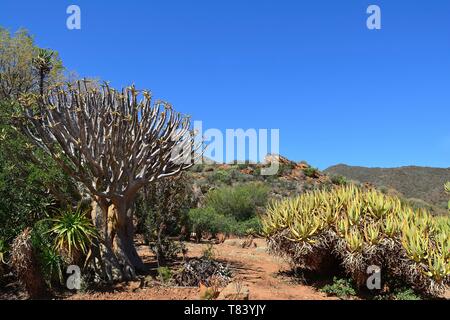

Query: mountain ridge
left=325, top=164, right=450, bottom=214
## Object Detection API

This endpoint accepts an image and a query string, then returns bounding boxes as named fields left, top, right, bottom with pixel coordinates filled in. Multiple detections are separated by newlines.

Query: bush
left=136, top=175, right=192, bottom=265
left=157, top=266, right=173, bottom=284
left=392, top=288, right=422, bottom=300
left=231, top=216, right=262, bottom=236
left=31, top=220, right=66, bottom=288
left=205, top=183, right=268, bottom=221
left=263, top=185, right=450, bottom=297
left=331, top=175, right=348, bottom=186
left=303, top=166, right=319, bottom=178
left=149, top=239, right=186, bottom=265
left=188, top=207, right=263, bottom=240
left=209, top=169, right=232, bottom=185
left=320, top=277, right=356, bottom=299
left=188, top=207, right=235, bottom=240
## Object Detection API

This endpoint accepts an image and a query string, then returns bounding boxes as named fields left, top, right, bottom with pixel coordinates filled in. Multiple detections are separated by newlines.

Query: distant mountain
left=325, top=164, right=450, bottom=214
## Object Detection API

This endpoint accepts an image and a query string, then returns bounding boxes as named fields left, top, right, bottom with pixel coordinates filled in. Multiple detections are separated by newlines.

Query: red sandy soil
left=67, top=238, right=335, bottom=300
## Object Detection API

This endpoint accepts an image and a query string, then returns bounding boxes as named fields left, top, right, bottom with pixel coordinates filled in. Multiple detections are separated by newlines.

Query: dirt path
left=68, top=238, right=332, bottom=300
left=189, top=238, right=334, bottom=300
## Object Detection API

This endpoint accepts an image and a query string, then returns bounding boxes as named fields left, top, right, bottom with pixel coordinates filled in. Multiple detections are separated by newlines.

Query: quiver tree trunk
left=88, top=198, right=145, bottom=282
left=110, top=198, right=145, bottom=276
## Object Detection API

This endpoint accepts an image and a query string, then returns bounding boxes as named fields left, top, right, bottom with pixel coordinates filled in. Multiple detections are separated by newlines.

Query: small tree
left=17, top=80, right=200, bottom=280
left=0, top=28, right=62, bottom=101
left=32, top=48, right=54, bottom=96
left=138, top=175, right=192, bottom=265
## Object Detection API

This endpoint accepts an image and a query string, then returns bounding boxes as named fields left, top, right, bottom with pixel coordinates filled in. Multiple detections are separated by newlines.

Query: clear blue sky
left=1, top=0, right=450, bottom=169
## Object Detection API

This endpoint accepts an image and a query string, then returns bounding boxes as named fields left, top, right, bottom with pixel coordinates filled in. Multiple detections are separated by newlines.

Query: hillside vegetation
left=325, top=164, right=450, bottom=215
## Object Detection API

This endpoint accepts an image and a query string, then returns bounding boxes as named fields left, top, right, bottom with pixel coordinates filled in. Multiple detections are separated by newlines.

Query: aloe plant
left=0, top=239, right=7, bottom=264
left=445, top=182, right=450, bottom=211
left=263, top=185, right=450, bottom=296
left=47, top=207, right=98, bottom=258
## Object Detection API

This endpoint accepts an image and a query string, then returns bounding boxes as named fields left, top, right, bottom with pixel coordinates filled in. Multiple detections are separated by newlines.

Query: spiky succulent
left=263, top=185, right=450, bottom=296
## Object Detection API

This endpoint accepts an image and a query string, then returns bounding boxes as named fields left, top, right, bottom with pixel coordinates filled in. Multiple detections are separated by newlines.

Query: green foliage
left=204, top=183, right=268, bottom=221
left=0, top=28, right=63, bottom=101
left=149, top=238, right=186, bottom=265
left=274, top=163, right=295, bottom=177
left=188, top=207, right=263, bottom=239
left=46, top=207, right=97, bottom=258
left=331, top=175, right=348, bottom=186
left=157, top=266, right=173, bottom=283
left=445, top=182, right=450, bottom=211
left=190, top=164, right=204, bottom=173
left=392, top=288, right=421, bottom=300
left=327, top=164, right=450, bottom=213
left=320, top=277, right=356, bottom=298
left=0, top=121, right=60, bottom=242
left=209, top=169, right=232, bottom=185
left=263, top=185, right=450, bottom=296
left=303, top=166, right=319, bottom=178
left=137, top=175, right=192, bottom=238
left=188, top=207, right=235, bottom=239
left=187, top=183, right=267, bottom=239
left=136, top=175, right=192, bottom=264
left=31, top=221, right=66, bottom=287
left=231, top=216, right=262, bottom=236
left=0, top=28, right=76, bottom=247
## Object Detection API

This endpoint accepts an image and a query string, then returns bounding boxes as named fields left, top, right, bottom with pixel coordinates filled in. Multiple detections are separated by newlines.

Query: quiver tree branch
left=15, top=80, right=201, bottom=202
left=13, top=79, right=202, bottom=281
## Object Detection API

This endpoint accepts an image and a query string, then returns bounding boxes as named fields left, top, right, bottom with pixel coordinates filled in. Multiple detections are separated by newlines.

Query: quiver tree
left=16, top=80, right=200, bottom=281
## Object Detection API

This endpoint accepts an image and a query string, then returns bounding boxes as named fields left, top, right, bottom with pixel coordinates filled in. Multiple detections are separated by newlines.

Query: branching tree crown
left=17, top=80, right=199, bottom=202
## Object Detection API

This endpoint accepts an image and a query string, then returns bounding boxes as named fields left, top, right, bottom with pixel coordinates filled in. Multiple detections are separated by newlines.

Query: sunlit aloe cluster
left=262, top=185, right=449, bottom=296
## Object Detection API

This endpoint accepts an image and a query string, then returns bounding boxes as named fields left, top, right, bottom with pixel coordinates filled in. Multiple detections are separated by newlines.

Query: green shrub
left=331, top=175, right=348, bottom=186
left=157, top=266, right=173, bottom=283
left=391, top=287, right=421, bottom=300
left=374, top=287, right=422, bottom=300
left=149, top=238, right=186, bottom=265
left=31, top=221, right=66, bottom=288
left=303, top=166, right=319, bottom=178
left=209, top=169, right=232, bottom=185
left=136, top=175, right=192, bottom=265
left=205, top=183, right=268, bottom=221
left=276, top=163, right=295, bottom=176
left=231, top=216, right=262, bottom=236
left=190, top=164, right=204, bottom=173
left=188, top=207, right=235, bottom=240
left=320, top=277, right=356, bottom=298
left=136, top=176, right=190, bottom=237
